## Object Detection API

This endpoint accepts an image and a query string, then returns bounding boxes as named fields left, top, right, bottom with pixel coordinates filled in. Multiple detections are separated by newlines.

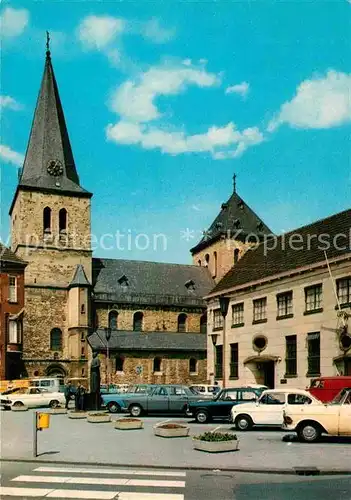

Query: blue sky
left=1, top=0, right=350, bottom=263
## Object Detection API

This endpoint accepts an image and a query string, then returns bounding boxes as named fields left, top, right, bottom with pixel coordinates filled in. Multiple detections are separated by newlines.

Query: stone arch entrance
left=45, top=364, right=67, bottom=378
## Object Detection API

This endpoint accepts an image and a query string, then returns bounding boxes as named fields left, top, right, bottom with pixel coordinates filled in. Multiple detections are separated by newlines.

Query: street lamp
left=211, top=333, right=219, bottom=346
left=219, top=296, right=230, bottom=388
left=104, top=327, right=111, bottom=386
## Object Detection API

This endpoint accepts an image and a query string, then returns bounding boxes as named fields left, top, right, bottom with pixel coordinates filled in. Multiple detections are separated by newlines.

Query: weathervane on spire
left=46, top=31, right=50, bottom=56
left=233, top=173, right=237, bottom=193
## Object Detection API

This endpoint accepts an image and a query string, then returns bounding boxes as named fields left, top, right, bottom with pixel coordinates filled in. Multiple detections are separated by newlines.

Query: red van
left=308, top=376, right=351, bottom=403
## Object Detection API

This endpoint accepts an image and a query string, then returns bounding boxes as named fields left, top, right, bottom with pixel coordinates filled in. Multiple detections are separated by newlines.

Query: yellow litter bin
left=37, top=412, right=50, bottom=430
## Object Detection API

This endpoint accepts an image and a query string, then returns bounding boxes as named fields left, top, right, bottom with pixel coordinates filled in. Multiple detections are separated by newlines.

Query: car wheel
left=13, top=401, right=24, bottom=407
left=195, top=410, right=210, bottom=424
left=49, top=400, right=60, bottom=409
left=235, top=415, right=253, bottom=431
left=298, top=422, right=321, bottom=443
left=129, top=404, right=142, bottom=417
left=107, top=402, right=121, bottom=414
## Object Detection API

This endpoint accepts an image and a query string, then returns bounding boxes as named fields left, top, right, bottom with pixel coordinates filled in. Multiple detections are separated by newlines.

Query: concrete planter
left=49, top=408, right=67, bottom=415
left=68, top=411, right=87, bottom=419
left=154, top=423, right=190, bottom=438
left=115, top=418, right=143, bottom=430
left=193, top=438, right=239, bottom=453
left=87, top=413, right=111, bottom=423
left=11, top=405, right=28, bottom=412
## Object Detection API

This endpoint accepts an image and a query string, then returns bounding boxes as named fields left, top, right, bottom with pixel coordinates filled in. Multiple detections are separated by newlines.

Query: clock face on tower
left=47, top=159, right=63, bottom=177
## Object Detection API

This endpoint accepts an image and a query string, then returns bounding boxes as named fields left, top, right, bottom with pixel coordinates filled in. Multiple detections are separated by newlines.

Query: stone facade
left=192, top=238, right=254, bottom=283
left=207, top=258, right=351, bottom=389
left=100, top=351, right=207, bottom=386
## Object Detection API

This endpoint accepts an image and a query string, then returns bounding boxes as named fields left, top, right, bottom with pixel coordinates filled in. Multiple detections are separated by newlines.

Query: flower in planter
left=116, top=418, right=141, bottom=423
left=194, top=431, right=238, bottom=442
left=157, top=423, right=187, bottom=429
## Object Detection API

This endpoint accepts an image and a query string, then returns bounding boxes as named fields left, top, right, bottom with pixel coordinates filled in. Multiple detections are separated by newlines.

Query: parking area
left=1, top=409, right=350, bottom=473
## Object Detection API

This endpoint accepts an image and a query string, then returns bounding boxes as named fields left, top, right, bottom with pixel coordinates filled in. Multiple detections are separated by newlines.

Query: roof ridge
left=93, top=257, right=207, bottom=268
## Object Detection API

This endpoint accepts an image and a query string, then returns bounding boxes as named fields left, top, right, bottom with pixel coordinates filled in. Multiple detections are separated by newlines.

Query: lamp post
left=219, top=296, right=230, bottom=388
left=211, top=333, right=219, bottom=386
left=104, top=327, right=111, bottom=386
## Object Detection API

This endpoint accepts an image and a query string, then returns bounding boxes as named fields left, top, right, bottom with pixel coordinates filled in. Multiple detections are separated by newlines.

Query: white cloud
left=110, top=64, right=220, bottom=123
left=0, top=7, right=29, bottom=38
left=225, top=81, right=250, bottom=98
left=0, top=145, right=24, bottom=166
left=0, top=95, right=22, bottom=111
left=268, top=70, right=351, bottom=131
left=107, top=62, right=264, bottom=160
left=106, top=120, right=264, bottom=159
left=78, top=15, right=125, bottom=49
left=142, top=18, right=175, bottom=44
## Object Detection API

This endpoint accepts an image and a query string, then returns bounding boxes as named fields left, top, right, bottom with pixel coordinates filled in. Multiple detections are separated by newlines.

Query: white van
left=30, top=377, right=65, bottom=393
left=190, top=384, right=221, bottom=397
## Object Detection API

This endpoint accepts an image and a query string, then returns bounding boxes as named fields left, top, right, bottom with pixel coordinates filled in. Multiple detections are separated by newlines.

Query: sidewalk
left=1, top=410, right=350, bottom=474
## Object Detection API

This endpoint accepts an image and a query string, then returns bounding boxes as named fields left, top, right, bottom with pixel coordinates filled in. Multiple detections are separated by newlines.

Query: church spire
left=17, top=35, right=90, bottom=198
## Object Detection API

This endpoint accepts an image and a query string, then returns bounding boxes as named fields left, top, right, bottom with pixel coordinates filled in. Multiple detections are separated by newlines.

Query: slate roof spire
left=190, top=176, right=273, bottom=254
left=15, top=35, right=91, bottom=199
left=69, top=264, right=91, bottom=288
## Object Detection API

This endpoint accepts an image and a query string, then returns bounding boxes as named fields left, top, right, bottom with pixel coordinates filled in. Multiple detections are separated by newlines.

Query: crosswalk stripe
left=12, top=475, right=186, bottom=488
left=0, top=486, right=54, bottom=497
left=0, top=486, right=184, bottom=500
left=35, top=467, right=186, bottom=477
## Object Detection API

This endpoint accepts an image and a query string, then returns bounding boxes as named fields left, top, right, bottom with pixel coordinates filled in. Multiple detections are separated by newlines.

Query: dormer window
left=221, top=203, right=228, bottom=210
left=185, top=279, right=196, bottom=292
left=237, top=200, right=244, bottom=210
left=215, top=222, right=223, bottom=230
left=257, top=221, right=264, bottom=231
left=118, top=275, right=129, bottom=288
left=233, top=219, right=241, bottom=229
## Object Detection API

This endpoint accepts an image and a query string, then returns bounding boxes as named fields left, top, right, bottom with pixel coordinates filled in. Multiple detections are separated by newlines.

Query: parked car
left=2, top=387, right=65, bottom=409
left=187, top=386, right=265, bottom=423
left=189, top=385, right=221, bottom=398
left=231, top=388, right=322, bottom=430
left=307, top=376, right=351, bottom=403
left=102, top=384, right=210, bottom=415
left=283, top=387, right=351, bottom=442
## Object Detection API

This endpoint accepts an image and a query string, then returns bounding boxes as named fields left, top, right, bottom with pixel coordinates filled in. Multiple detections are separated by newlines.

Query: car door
left=27, top=388, right=43, bottom=407
left=147, top=386, right=169, bottom=412
left=168, top=386, right=188, bottom=412
left=212, top=390, right=238, bottom=419
left=254, top=392, right=286, bottom=425
left=338, top=398, right=351, bottom=435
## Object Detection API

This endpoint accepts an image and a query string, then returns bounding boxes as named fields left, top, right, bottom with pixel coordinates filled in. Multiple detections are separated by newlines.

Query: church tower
left=190, top=175, right=272, bottom=283
left=9, top=41, right=93, bottom=380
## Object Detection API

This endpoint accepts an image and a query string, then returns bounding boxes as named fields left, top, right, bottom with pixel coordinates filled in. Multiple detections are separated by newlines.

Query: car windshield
left=331, top=389, right=348, bottom=404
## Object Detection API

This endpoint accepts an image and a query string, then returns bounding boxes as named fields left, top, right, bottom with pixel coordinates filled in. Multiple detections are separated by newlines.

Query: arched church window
left=59, top=208, right=67, bottom=233
left=177, top=313, right=187, bottom=333
left=153, top=357, right=162, bottom=372
left=108, top=310, right=118, bottom=330
left=213, top=251, right=217, bottom=278
left=133, top=311, right=143, bottom=332
left=204, top=254, right=210, bottom=267
left=50, top=328, right=62, bottom=351
left=234, top=248, right=240, bottom=264
left=43, top=207, right=51, bottom=233
left=200, top=314, right=207, bottom=334
left=189, top=358, right=197, bottom=373
left=116, top=355, right=124, bottom=372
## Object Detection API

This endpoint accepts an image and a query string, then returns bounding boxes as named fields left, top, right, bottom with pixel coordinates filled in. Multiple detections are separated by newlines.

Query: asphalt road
left=1, top=461, right=350, bottom=500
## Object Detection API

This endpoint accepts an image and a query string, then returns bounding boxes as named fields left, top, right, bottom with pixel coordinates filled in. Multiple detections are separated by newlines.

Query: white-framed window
left=277, top=292, right=293, bottom=317
left=9, top=276, right=17, bottom=302
left=337, top=278, right=351, bottom=305
left=253, top=297, right=267, bottom=322
left=305, top=284, right=323, bottom=312
left=232, top=303, right=244, bottom=326
left=213, top=309, right=223, bottom=330
left=8, top=320, right=21, bottom=343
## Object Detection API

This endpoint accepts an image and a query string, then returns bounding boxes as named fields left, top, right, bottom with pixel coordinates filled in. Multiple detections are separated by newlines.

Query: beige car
left=283, top=387, right=351, bottom=442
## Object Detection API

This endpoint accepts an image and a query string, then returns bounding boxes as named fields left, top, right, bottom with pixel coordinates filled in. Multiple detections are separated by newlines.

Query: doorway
left=263, top=361, right=275, bottom=388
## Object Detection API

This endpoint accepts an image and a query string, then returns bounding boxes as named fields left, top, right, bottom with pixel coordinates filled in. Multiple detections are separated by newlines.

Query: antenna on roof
left=233, top=173, right=237, bottom=193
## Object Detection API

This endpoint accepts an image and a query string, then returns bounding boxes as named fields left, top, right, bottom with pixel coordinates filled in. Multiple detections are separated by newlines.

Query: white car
left=3, top=387, right=65, bottom=409
left=231, top=388, right=322, bottom=431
